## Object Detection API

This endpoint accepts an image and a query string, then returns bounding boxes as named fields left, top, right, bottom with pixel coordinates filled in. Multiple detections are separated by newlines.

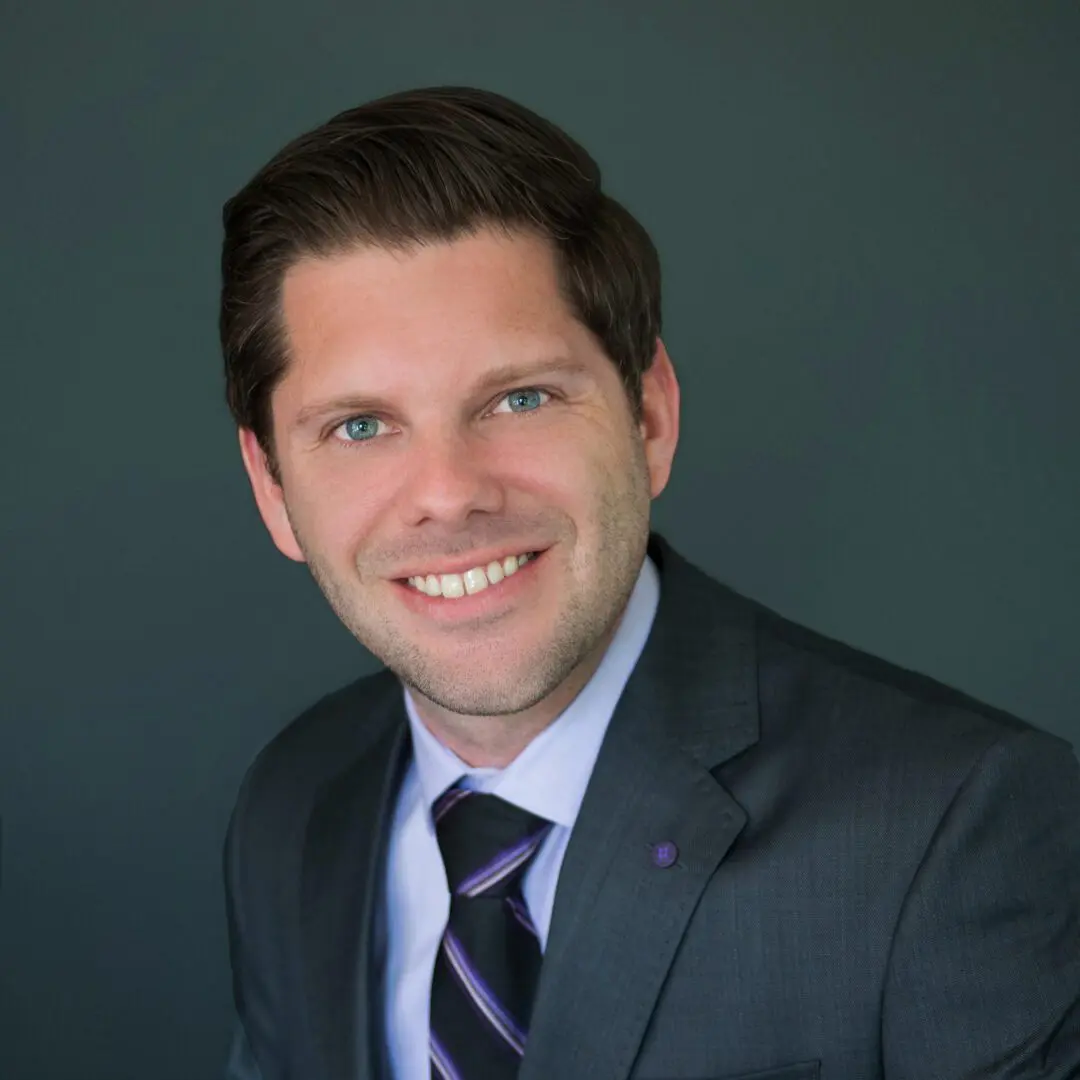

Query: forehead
left=279, top=228, right=580, bottom=368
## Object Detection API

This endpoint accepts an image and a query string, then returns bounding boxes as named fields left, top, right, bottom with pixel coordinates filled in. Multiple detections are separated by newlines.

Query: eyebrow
left=290, top=356, right=592, bottom=432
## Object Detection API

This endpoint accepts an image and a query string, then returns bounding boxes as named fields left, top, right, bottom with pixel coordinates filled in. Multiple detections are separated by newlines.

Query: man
left=220, top=87, right=1080, bottom=1080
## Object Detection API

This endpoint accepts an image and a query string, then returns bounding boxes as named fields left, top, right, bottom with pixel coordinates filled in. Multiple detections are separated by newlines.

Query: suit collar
left=637, top=532, right=759, bottom=768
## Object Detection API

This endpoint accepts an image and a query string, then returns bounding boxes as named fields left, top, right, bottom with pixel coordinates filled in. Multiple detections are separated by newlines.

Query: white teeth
left=409, top=552, right=534, bottom=598
left=440, top=573, right=465, bottom=598
left=463, top=567, right=488, bottom=595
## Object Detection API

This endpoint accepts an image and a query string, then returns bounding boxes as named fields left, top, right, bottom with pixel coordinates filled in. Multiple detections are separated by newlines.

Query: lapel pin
left=651, top=841, right=678, bottom=868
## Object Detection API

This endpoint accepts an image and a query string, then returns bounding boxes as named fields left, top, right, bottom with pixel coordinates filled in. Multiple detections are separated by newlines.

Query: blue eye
left=341, top=416, right=382, bottom=441
left=500, top=388, right=549, bottom=413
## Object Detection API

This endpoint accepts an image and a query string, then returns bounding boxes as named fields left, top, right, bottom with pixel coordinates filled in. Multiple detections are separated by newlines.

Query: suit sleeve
left=882, top=728, right=1080, bottom=1079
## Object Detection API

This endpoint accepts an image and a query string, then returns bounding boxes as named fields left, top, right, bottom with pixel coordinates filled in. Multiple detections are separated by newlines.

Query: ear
left=638, top=338, right=680, bottom=498
left=237, top=427, right=306, bottom=562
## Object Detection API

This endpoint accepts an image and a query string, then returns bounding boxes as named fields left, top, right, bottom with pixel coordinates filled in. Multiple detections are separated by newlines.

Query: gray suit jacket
left=224, top=534, right=1080, bottom=1079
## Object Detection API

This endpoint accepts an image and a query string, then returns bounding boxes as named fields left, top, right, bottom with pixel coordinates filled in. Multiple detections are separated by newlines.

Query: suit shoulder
left=740, top=587, right=1070, bottom=761
left=231, top=666, right=402, bottom=828
left=662, top=539, right=1071, bottom=772
left=678, top=570, right=1076, bottom=848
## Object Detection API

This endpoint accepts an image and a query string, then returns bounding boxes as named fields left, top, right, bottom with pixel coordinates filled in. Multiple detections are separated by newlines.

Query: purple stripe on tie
left=506, top=895, right=538, bottom=938
left=433, top=786, right=472, bottom=822
left=429, top=1033, right=465, bottom=1080
left=443, top=929, right=527, bottom=1055
left=459, top=825, right=551, bottom=897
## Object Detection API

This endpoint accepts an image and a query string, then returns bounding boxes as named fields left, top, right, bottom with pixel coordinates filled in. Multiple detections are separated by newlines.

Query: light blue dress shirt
left=382, top=553, right=660, bottom=1080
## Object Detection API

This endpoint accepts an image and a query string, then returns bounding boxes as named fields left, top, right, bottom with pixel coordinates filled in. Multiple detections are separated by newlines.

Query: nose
left=397, top=426, right=505, bottom=528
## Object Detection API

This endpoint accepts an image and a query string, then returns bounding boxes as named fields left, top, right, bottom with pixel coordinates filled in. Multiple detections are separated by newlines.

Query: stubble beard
left=291, top=442, right=652, bottom=719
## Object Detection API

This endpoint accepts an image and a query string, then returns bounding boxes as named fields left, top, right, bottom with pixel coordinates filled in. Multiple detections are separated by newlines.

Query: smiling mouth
left=402, top=551, right=540, bottom=599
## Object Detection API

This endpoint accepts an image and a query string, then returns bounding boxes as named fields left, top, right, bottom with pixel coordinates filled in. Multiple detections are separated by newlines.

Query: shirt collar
left=403, top=553, right=660, bottom=830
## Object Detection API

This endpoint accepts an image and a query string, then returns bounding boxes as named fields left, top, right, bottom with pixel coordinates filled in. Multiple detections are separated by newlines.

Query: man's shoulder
left=229, top=665, right=402, bottom=834
left=713, top=575, right=1075, bottom=791
left=656, top=537, right=1072, bottom=774
left=664, top=557, right=1078, bottom=854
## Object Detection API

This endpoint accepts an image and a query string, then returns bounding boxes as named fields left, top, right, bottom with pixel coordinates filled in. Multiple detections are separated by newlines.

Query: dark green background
left=3, top=3, right=1077, bottom=1077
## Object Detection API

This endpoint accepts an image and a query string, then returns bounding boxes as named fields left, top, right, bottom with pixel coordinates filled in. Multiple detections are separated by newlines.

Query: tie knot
left=433, top=785, right=553, bottom=898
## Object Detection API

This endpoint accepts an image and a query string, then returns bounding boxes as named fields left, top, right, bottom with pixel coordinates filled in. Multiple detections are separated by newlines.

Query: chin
left=406, top=658, right=558, bottom=718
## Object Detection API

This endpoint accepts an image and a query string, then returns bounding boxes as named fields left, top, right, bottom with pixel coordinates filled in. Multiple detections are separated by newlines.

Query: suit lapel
left=519, top=536, right=759, bottom=1080
left=300, top=675, right=411, bottom=1080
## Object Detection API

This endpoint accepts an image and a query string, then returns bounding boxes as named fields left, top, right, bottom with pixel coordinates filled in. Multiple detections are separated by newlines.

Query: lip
left=392, top=547, right=547, bottom=623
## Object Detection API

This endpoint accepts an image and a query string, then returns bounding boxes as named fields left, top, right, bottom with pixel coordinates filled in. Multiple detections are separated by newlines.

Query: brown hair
left=219, top=86, right=662, bottom=481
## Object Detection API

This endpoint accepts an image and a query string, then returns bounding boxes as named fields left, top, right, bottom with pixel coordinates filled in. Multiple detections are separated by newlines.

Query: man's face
left=241, top=227, right=678, bottom=718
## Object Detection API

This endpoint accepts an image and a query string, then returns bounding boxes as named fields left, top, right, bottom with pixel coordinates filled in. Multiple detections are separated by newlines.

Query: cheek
left=497, top=434, right=591, bottom=503
left=287, top=461, right=390, bottom=554
left=506, top=422, right=637, bottom=529
left=510, top=410, right=619, bottom=474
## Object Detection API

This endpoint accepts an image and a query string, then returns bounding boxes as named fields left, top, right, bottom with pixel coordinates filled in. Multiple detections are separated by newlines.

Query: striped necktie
left=429, top=784, right=554, bottom=1080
